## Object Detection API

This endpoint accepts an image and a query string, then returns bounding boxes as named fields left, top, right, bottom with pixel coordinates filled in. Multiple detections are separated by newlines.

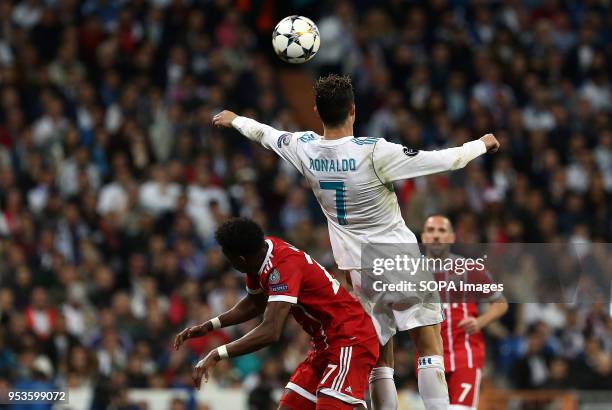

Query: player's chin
left=427, top=244, right=446, bottom=255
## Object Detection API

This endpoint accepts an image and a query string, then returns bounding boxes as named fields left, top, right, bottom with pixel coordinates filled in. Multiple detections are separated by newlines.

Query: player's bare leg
left=410, top=323, right=449, bottom=410
left=369, top=338, right=398, bottom=410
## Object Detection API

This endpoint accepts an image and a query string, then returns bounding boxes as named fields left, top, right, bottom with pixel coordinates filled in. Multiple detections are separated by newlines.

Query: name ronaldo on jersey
left=309, top=158, right=357, bottom=172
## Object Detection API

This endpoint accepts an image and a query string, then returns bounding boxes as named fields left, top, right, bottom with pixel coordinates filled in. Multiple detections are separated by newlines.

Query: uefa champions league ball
left=272, top=15, right=320, bottom=64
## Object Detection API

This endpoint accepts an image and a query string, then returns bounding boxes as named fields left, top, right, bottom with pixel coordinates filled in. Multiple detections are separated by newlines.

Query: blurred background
left=0, top=0, right=610, bottom=409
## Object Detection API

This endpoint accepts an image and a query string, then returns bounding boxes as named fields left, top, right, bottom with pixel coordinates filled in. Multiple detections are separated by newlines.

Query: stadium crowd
left=0, top=0, right=610, bottom=408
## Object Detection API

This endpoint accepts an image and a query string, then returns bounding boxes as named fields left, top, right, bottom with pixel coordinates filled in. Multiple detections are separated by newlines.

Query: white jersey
left=232, top=116, right=487, bottom=270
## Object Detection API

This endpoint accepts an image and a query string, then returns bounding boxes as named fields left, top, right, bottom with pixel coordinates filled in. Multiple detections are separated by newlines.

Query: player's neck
left=322, top=124, right=354, bottom=140
left=252, top=242, right=270, bottom=272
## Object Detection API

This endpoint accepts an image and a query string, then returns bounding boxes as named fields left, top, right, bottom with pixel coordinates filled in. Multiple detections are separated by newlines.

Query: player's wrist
left=210, top=316, right=222, bottom=330
left=478, top=134, right=499, bottom=153
left=230, top=115, right=244, bottom=128
left=198, top=322, right=210, bottom=334
left=473, top=138, right=488, bottom=154
left=216, top=345, right=229, bottom=361
left=200, top=320, right=215, bottom=334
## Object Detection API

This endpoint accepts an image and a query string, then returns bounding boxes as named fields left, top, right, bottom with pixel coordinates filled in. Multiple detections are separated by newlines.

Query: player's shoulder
left=274, top=131, right=319, bottom=149
left=267, top=236, right=295, bottom=252
left=370, top=137, right=419, bottom=155
left=267, top=237, right=304, bottom=265
left=357, top=137, right=415, bottom=158
left=296, top=131, right=320, bottom=143
left=350, top=136, right=380, bottom=146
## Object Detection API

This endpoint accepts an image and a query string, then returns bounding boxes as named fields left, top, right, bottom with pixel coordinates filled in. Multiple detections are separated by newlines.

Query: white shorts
left=349, top=269, right=444, bottom=345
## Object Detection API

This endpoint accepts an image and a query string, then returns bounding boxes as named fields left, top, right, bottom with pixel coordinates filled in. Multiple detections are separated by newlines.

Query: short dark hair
left=423, top=214, right=454, bottom=232
left=215, top=217, right=265, bottom=256
left=314, top=74, right=354, bottom=127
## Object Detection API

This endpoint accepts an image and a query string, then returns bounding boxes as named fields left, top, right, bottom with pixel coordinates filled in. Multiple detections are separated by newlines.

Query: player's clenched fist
left=480, top=133, right=500, bottom=153
left=212, top=110, right=238, bottom=128
left=173, top=323, right=210, bottom=350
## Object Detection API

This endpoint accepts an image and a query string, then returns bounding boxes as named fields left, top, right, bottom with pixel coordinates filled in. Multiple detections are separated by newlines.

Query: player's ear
left=313, top=105, right=319, bottom=117
left=348, top=104, right=356, bottom=125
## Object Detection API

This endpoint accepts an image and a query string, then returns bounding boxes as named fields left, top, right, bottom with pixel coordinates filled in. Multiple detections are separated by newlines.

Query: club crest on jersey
left=269, top=269, right=281, bottom=284
left=403, top=147, right=419, bottom=157
left=277, top=133, right=292, bottom=148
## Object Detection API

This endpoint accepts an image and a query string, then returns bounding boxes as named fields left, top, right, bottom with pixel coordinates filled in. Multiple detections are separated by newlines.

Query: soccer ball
left=272, top=15, right=320, bottom=64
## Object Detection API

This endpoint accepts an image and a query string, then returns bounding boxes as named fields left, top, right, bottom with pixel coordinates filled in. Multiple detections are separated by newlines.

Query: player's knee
left=419, top=340, right=443, bottom=357
left=369, top=366, right=395, bottom=383
left=376, top=340, right=394, bottom=368
left=412, top=324, right=443, bottom=356
left=316, top=395, right=353, bottom=410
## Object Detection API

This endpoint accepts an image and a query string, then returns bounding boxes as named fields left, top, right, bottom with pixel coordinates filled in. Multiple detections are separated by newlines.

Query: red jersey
left=246, top=237, right=377, bottom=351
left=434, top=255, right=502, bottom=371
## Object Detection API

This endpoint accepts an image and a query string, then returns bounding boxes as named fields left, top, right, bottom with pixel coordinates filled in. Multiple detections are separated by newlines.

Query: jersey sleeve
left=231, top=116, right=303, bottom=173
left=245, top=274, right=263, bottom=295
left=263, top=260, right=302, bottom=304
left=372, top=138, right=487, bottom=183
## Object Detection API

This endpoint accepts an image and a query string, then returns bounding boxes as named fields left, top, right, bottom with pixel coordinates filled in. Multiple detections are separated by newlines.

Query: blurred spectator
left=24, top=287, right=56, bottom=340
left=512, top=323, right=554, bottom=389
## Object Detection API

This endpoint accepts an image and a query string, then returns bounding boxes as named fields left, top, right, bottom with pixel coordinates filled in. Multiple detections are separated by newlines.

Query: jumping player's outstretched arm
left=213, top=110, right=303, bottom=172
left=373, top=134, right=499, bottom=183
left=173, top=292, right=267, bottom=350
left=192, top=301, right=292, bottom=388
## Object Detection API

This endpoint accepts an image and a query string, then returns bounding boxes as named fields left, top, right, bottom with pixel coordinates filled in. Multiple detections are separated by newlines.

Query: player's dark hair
left=215, top=217, right=265, bottom=256
left=314, top=74, right=354, bottom=127
left=424, top=214, right=454, bottom=231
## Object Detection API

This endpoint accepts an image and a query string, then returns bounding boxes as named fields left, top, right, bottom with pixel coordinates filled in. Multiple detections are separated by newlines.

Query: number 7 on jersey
left=319, top=180, right=348, bottom=225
